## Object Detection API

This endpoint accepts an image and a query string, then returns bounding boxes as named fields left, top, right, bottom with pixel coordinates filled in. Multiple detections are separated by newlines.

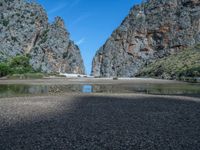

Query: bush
left=8, top=74, right=24, bottom=79
left=138, top=45, right=200, bottom=80
left=0, top=55, right=36, bottom=77
left=8, top=73, right=44, bottom=79
left=0, top=63, right=10, bottom=77
left=10, top=67, right=32, bottom=74
left=9, top=55, right=30, bottom=68
left=8, top=55, right=33, bottom=74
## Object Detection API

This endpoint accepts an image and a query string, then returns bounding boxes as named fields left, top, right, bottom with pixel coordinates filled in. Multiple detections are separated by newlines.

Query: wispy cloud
left=48, top=3, right=68, bottom=15
left=70, top=14, right=91, bottom=26
left=76, top=38, right=85, bottom=45
left=69, top=0, right=81, bottom=8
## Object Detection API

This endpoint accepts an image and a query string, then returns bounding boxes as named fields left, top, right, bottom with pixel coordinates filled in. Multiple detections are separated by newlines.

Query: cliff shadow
left=0, top=95, right=200, bottom=150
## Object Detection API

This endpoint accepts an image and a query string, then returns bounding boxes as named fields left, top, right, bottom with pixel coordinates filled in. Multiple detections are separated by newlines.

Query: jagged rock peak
left=0, top=0, right=85, bottom=74
left=54, top=17, right=65, bottom=29
left=92, top=0, right=200, bottom=77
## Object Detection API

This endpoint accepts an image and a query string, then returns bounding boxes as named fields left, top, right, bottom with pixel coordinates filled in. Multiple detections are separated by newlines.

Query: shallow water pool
left=0, top=82, right=200, bottom=98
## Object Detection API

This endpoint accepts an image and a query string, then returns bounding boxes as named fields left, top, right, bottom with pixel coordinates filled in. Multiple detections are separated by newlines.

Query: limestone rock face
left=0, top=0, right=85, bottom=74
left=92, top=0, right=200, bottom=77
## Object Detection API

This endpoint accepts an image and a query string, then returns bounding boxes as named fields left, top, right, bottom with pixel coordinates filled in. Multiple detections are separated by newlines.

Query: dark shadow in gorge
left=0, top=95, right=200, bottom=150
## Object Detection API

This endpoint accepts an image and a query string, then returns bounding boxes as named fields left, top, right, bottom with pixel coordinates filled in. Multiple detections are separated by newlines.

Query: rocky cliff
left=92, top=0, right=200, bottom=77
left=0, top=0, right=85, bottom=74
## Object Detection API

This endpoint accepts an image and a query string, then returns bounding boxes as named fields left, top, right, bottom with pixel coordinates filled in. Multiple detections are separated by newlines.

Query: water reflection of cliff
left=0, top=83, right=200, bottom=98
left=92, top=84, right=200, bottom=95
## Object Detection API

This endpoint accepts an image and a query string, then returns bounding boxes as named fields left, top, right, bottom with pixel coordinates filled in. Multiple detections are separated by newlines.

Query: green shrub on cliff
left=0, top=55, right=36, bottom=77
left=0, top=63, right=10, bottom=77
left=8, top=55, right=33, bottom=74
left=138, top=45, right=200, bottom=80
left=8, top=73, right=44, bottom=79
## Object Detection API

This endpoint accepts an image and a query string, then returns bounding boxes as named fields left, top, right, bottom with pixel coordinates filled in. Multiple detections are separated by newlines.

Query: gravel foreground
left=0, top=94, right=200, bottom=150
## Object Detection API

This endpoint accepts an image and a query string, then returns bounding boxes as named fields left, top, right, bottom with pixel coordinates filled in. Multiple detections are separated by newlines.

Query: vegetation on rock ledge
left=137, top=44, right=200, bottom=81
left=0, top=55, right=43, bottom=78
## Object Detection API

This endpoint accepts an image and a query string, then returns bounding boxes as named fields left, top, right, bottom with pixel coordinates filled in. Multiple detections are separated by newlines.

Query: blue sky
left=37, top=0, right=142, bottom=74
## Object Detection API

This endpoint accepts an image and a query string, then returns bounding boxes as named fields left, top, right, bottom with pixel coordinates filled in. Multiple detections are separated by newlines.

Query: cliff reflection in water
left=0, top=83, right=200, bottom=98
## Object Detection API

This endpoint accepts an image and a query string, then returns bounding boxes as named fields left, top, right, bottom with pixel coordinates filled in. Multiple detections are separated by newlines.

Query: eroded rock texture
left=0, top=0, right=85, bottom=74
left=92, top=0, right=200, bottom=77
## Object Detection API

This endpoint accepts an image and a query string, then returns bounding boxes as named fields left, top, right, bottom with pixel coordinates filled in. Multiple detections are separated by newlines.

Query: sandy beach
left=0, top=91, right=200, bottom=149
left=0, top=77, right=184, bottom=85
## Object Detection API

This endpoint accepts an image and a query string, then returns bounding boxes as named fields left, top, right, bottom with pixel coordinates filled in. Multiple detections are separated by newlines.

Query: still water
left=0, top=83, right=200, bottom=98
